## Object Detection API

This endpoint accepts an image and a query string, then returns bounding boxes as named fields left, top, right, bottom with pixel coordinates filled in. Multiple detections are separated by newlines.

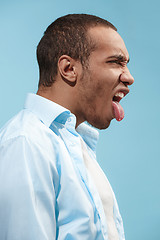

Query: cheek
left=95, top=77, right=114, bottom=99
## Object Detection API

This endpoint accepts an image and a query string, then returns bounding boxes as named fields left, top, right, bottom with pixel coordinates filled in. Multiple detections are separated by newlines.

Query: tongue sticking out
left=112, top=101, right=124, bottom=121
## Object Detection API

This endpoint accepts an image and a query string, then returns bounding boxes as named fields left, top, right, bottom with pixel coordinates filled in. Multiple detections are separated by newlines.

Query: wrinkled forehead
left=88, top=26, right=129, bottom=60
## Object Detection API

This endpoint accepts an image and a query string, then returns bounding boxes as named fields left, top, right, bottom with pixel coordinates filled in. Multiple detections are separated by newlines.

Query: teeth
left=114, top=92, right=124, bottom=98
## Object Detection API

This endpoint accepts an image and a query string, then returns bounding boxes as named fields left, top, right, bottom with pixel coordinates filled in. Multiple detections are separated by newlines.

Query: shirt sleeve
left=0, top=135, right=59, bottom=240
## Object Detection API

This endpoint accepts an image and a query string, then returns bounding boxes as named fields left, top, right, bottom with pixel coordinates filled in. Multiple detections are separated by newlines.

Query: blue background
left=0, top=0, right=160, bottom=239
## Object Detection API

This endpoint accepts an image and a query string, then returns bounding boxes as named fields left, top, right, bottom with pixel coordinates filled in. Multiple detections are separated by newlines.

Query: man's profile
left=0, top=14, right=134, bottom=240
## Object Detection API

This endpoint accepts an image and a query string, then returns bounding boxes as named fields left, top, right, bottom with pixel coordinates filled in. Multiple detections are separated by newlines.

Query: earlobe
left=58, top=55, right=77, bottom=83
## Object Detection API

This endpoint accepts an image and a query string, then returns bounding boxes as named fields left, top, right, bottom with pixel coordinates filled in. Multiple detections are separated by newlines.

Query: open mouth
left=112, top=92, right=125, bottom=121
left=113, top=92, right=124, bottom=103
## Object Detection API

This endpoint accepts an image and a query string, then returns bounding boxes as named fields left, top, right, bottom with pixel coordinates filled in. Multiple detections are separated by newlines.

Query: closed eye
left=107, top=60, right=125, bottom=66
left=106, top=55, right=130, bottom=66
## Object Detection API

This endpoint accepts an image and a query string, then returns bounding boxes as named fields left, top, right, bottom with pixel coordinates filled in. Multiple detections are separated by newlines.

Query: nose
left=119, top=68, right=134, bottom=86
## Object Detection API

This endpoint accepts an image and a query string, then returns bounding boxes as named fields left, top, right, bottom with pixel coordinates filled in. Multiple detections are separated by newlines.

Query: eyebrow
left=108, top=54, right=130, bottom=63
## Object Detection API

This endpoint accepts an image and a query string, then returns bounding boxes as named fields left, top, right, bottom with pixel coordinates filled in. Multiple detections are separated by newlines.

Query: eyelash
left=108, top=60, right=125, bottom=67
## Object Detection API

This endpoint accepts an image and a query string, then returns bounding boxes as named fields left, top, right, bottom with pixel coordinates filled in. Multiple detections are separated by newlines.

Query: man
left=0, top=14, right=134, bottom=240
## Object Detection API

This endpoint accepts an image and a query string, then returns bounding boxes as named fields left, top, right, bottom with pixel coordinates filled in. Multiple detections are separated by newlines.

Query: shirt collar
left=24, top=93, right=70, bottom=127
left=24, top=93, right=99, bottom=151
left=76, top=123, right=99, bottom=152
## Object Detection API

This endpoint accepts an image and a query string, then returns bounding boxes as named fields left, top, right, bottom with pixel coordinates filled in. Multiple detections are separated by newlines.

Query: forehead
left=88, top=26, right=129, bottom=60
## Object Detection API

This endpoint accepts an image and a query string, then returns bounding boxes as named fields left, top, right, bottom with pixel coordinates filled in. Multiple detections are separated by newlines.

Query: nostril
left=123, top=82, right=129, bottom=87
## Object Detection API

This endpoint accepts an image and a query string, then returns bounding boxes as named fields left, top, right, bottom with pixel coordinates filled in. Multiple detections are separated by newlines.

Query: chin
left=90, top=119, right=111, bottom=130
left=98, top=122, right=111, bottom=130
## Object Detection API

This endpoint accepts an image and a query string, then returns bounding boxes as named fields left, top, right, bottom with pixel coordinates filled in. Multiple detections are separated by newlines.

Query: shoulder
left=0, top=109, right=59, bottom=147
left=0, top=110, right=62, bottom=185
left=0, top=109, right=64, bottom=173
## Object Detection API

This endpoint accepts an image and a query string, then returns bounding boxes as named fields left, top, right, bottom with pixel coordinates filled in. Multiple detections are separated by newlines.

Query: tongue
left=112, top=101, right=124, bottom=121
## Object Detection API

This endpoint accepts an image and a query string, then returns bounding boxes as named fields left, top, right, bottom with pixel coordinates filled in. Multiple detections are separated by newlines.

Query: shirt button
left=70, top=142, right=75, bottom=146
left=67, top=117, right=72, bottom=122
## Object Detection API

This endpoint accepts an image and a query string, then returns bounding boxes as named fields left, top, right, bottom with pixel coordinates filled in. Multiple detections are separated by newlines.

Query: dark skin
left=37, top=26, right=134, bottom=129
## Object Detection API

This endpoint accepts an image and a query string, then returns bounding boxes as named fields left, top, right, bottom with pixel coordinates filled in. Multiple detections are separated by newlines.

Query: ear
left=58, top=55, right=79, bottom=84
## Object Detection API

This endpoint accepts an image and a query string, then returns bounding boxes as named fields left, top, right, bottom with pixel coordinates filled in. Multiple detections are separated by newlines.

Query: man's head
left=36, top=14, right=117, bottom=87
left=75, top=26, right=134, bottom=129
left=37, top=14, right=134, bottom=129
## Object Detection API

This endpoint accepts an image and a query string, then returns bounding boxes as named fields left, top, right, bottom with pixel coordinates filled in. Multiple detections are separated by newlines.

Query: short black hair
left=36, top=14, right=117, bottom=87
